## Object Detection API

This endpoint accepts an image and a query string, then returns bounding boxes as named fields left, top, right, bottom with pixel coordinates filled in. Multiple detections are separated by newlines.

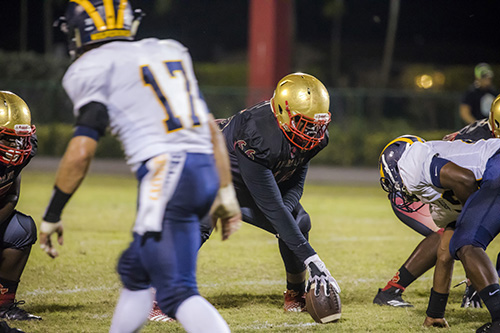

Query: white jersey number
left=141, top=60, right=201, bottom=133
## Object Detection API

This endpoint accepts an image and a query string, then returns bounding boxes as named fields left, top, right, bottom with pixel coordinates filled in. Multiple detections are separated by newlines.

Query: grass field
left=9, top=169, right=500, bottom=332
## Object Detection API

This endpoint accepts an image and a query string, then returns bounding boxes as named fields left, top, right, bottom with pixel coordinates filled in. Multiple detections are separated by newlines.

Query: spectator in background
left=460, top=63, right=497, bottom=124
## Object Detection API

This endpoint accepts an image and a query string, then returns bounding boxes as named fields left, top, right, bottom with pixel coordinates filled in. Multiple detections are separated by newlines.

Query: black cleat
left=476, top=321, right=500, bottom=333
left=0, top=321, right=25, bottom=333
left=373, top=288, right=414, bottom=307
left=0, top=301, right=41, bottom=321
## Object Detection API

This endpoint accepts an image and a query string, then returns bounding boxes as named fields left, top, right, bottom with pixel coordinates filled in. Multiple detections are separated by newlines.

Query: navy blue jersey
left=454, top=119, right=493, bottom=142
left=217, top=101, right=328, bottom=262
left=219, top=101, right=328, bottom=187
left=0, top=134, right=37, bottom=197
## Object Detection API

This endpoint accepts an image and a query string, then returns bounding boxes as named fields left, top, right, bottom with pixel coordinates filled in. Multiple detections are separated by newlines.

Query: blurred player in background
left=375, top=94, right=500, bottom=309
left=0, top=92, right=40, bottom=323
left=460, top=63, right=497, bottom=124
left=379, top=135, right=500, bottom=331
left=38, top=1, right=241, bottom=332
left=200, top=73, right=341, bottom=313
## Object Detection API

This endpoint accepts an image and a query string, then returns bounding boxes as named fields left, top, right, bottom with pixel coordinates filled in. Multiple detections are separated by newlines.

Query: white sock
left=175, top=295, right=230, bottom=333
left=109, top=288, right=154, bottom=333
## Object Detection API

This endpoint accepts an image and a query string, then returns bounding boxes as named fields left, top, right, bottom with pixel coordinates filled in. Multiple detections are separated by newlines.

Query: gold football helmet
left=0, top=91, right=35, bottom=166
left=489, top=94, right=500, bottom=138
left=270, top=73, right=331, bottom=150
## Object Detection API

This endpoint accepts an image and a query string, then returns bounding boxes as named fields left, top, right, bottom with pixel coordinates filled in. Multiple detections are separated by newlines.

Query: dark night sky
left=1, top=0, right=500, bottom=66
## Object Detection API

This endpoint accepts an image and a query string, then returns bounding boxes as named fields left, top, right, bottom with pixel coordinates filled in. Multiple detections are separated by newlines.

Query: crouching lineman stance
left=201, top=73, right=341, bottom=312
left=0, top=92, right=40, bottom=322
left=374, top=95, right=500, bottom=309
left=39, top=1, right=241, bottom=332
left=379, top=135, right=500, bottom=332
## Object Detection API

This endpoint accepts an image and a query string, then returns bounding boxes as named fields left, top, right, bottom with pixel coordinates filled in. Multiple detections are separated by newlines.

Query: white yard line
left=232, top=322, right=319, bottom=330
left=22, top=274, right=467, bottom=296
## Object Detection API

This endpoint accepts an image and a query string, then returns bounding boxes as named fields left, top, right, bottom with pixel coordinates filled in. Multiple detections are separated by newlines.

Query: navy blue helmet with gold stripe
left=378, top=135, right=425, bottom=212
left=58, top=0, right=143, bottom=58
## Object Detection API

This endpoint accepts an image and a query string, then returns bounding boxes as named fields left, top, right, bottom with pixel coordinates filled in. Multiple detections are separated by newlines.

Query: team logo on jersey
left=0, top=283, right=8, bottom=295
left=235, top=140, right=256, bottom=160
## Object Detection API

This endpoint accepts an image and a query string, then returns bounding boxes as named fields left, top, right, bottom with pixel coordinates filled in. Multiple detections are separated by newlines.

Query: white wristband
left=40, top=221, right=63, bottom=234
left=219, top=183, right=237, bottom=204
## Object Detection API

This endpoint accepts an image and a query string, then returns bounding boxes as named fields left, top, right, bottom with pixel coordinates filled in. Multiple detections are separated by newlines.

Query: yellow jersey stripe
left=70, top=0, right=106, bottom=30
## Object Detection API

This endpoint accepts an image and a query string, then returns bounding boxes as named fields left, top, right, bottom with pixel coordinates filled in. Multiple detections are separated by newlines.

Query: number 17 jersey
left=62, top=38, right=213, bottom=170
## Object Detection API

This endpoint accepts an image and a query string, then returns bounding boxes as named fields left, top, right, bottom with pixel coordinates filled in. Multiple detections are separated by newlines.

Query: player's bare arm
left=54, top=136, right=98, bottom=194
left=39, top=135, right=98, bottom=258
left=439, top=161, right=478, bottom=205
left=208, top=113, right=241, bottom=240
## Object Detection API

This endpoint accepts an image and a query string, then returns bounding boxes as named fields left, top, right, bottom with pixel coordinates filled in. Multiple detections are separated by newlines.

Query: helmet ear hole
left=278, top=105, right=283, bottom=114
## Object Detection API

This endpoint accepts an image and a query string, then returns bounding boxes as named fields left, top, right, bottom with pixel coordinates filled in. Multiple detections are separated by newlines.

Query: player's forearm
left=208, top=115, right=232, bottom=187
left=43, top=136, right=97, bottom=223
left=54, top=136, right=97, bottom=193
left=439, top=162, right=477, bottom=205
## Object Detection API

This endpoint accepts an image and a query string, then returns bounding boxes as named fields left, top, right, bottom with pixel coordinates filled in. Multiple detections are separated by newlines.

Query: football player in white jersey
left=38, top=1, right=241, bottom=332
left=380, top=136, right=500, bottom=332
left=375, top=100, right=500, bottom=311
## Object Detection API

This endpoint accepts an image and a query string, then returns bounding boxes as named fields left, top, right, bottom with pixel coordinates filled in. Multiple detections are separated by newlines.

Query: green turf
left=9, top=170, right=500, bottom=332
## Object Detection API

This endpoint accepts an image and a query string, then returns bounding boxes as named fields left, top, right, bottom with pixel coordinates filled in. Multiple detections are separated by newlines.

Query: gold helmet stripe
left=116, top=0, right=128, bottom=29
left=103, top=0, right=116, bottom=29
left=378, top=135, right=424, bottom=164
left=70, top=0, right=106, bottom=31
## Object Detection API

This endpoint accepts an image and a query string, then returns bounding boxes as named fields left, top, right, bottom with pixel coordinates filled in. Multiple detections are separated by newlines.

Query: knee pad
left=156, top=285, right=199, bottom=318
left=117, top=245, right=150, bottom=291
left=2, top=211, right=37, bottom=250
left=449, top=226, right=490, bottom=259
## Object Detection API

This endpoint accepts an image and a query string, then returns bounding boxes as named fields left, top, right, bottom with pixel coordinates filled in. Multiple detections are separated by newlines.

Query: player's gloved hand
left=304, top=254, right=341, bottom=296
left=210, top=183, right=242, bottom=240
left=423, top=316, right=449, bottom=328
left=39, top=220, right=64, bottom=259
left=454, top=279, right=482, bottom=308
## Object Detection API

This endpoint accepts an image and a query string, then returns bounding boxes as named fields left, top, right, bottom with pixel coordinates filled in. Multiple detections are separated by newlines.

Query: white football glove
left=210, top=184, right=240, bottom=219
left=39, top=220, right=64, bottom=259
left=305, top=254, right=341, bottom=296
left=210, top=184, right=242, bottom=240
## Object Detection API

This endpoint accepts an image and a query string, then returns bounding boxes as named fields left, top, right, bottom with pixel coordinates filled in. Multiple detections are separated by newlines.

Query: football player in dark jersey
left=374, top=94, right=500, bottom=310
left=0, top=92, right=40, bottom=323
left=200, top=73, right=340, bottom=313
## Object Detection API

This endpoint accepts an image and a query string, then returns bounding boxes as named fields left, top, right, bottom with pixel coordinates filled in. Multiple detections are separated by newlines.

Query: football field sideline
left=26, top=156, right=380, bottom=185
